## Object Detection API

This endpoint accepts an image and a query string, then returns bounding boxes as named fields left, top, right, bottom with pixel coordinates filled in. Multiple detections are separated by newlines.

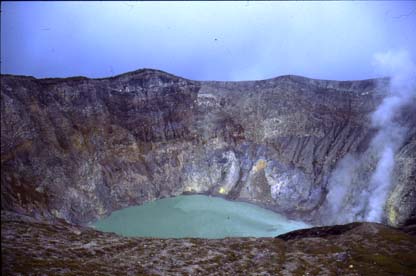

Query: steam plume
left=326, top=50, right=416, bottom=224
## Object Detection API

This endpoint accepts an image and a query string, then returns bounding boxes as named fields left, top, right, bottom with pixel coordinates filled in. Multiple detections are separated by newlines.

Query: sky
left=1, top=1, right=416, bottom=81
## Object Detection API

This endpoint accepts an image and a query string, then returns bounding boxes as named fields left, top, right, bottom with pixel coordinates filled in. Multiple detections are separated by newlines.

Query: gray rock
left=1, top=69, right=414, bottom=226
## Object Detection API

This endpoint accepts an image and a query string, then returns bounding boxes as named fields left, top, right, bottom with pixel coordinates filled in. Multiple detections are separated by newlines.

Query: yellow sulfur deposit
left=253, top=159, right=267, bottom=173
left=388, top=207, right=397, bottom=225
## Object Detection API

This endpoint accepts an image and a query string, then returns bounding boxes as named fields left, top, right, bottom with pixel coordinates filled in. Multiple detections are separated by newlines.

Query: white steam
left=325, top=155, right=357, bottom=218
left=325, top=50, right=416, bottom=224
left=365, top=50, right=416, bottom=222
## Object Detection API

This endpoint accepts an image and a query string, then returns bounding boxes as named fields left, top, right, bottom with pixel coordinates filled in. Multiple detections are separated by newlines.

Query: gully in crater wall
left=1, top=69, right=415, bottom=226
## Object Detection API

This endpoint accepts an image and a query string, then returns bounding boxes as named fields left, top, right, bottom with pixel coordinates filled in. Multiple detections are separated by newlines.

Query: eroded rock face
left=1, top=69, right=415, bottom=226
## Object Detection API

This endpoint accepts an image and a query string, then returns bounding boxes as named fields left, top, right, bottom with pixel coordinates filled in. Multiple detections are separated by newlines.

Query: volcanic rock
left=1, top=69, right=415, bottom=226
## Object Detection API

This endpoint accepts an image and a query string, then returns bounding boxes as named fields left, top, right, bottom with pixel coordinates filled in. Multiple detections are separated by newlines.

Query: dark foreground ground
left=2, top=211, right=415, bottom=275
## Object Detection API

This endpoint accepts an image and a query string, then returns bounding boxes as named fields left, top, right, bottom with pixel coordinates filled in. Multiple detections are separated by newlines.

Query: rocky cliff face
left=1, top=69, right=415, bottom=226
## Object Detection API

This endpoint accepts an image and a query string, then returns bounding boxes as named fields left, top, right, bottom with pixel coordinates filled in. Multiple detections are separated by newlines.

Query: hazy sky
left=1, top=1, right=416, bottom=81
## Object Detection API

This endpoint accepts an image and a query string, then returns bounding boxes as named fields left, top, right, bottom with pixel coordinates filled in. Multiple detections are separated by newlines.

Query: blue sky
left=1, top=1, right=415, bottom=81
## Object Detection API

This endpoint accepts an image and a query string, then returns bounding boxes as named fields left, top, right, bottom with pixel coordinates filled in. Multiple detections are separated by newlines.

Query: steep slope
left=1, top=69, right=415, bottom=225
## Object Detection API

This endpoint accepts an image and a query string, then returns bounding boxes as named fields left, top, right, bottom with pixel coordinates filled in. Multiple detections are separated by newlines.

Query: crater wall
left=1, top=69, right=414, bottom=226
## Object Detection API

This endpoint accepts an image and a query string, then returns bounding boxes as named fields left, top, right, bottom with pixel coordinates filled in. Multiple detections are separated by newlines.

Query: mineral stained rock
left=1, top=69, right=415, bottom=226
left=2, top=69, right=416, bottom=275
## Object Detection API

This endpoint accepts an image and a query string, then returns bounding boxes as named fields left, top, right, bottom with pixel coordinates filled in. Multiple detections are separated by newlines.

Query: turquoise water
left=92, top=195, right=310, bottom=238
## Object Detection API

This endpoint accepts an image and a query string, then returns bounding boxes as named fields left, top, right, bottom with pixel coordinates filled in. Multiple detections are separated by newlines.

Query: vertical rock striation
left=1, top=69, right=414, bottom=226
